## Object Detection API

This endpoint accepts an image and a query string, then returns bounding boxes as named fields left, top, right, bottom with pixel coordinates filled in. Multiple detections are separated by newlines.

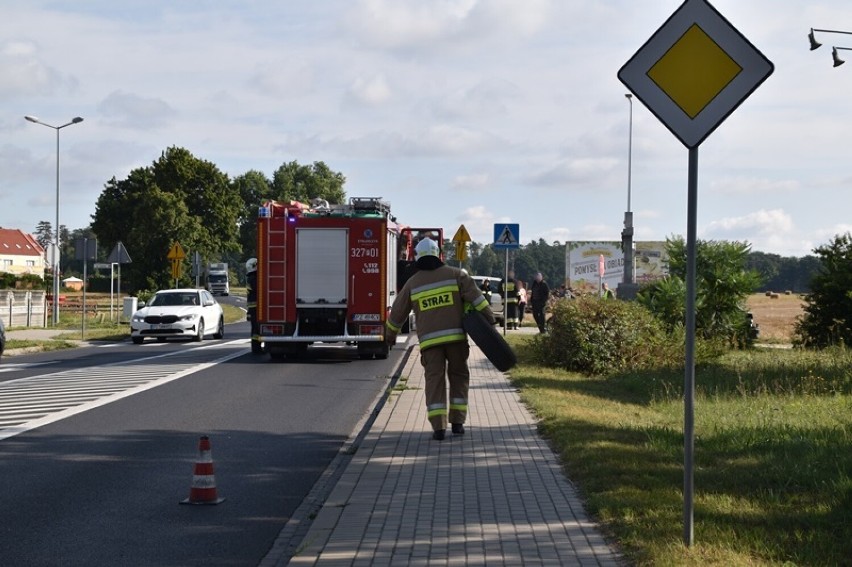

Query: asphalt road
left=0, top=320, right=406, bottom=566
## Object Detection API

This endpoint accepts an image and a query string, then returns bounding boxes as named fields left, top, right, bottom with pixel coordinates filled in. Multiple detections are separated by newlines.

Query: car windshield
left=149, top=293, right=199, bottom=307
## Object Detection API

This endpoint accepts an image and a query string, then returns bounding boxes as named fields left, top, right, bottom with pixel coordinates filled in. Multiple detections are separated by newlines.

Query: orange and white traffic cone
left=180, top=436, right=225, bottom=505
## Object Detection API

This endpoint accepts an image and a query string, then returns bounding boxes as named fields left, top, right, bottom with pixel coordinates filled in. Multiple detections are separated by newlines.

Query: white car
left=130, top=289, right=224, bottom=344
left=472, top=276, right=504, bottom=325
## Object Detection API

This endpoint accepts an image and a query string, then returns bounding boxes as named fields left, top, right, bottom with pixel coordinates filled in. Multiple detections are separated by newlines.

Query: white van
left=472, top=275, right=504, bottom=324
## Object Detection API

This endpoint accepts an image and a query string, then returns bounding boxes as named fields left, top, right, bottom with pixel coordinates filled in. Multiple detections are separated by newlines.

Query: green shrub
left=795, top=232, right=852, bottom=348
left=531, top=296, right=681, bottom=375
left=638, top=237, right=761, bottom=347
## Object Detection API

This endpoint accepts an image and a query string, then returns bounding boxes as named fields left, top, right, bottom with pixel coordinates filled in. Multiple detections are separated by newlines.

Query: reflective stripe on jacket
left=387, top=265, right=495, bottom=349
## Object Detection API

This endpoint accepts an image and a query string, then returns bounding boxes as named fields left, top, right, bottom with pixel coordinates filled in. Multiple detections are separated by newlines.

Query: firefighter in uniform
left=246, top=258, right=262, bottom=354
left=499, top=270, right=520, bottom=330
left=386, top=238, right=495, bottom=441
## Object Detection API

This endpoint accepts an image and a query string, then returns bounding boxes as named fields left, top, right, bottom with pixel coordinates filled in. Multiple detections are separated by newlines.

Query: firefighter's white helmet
left=246, top=258, right=258, bottom=273
left=414, top=237, right=440, bottom=261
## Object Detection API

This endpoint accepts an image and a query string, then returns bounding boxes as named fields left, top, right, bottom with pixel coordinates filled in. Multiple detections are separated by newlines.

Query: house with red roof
left=0, top=228, right=46, bottom=276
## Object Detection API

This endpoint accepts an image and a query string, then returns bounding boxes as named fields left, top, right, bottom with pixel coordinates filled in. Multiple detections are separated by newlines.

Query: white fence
left=2, top=290, right=47, bottom=328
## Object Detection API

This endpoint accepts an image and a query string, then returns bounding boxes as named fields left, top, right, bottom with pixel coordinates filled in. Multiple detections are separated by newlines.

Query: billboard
left=566, top=241, right=623, bottom=294
left=565, top=241, right=670, bottom=294
left=635, top=241, right=668, bottom=284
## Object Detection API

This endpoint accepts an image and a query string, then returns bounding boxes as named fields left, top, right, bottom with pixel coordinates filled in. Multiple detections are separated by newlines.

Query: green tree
left=470, top=245, right=501, bottom=277
left=271, top=161, right=346, bottom=204
left=91, top=147, right=240, bottom=292
left=513, top=239, right=566, bottom=288
left=795, top=233, right=852, bottom=348
left=746, top=250, right=821, bottom=293
left=34, top=220, right=53, bottom=249
left=232, top=170, right=272, bottom=261
left=639, top=237, right=760, bottom=345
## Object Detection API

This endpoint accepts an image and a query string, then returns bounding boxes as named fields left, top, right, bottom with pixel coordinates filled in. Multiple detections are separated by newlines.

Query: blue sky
left=3, top=0, right=852, bottom=257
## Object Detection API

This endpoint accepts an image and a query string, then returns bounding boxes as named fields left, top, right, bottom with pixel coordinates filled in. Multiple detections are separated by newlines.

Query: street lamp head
left=809, top=29, right=822, bottom=50
left=25, top=115, right=40, bottom=124
left=71, top=117, right=83, bottom=124
left=625, top=93, right=632, bottom=100
left=833, top=47, right=846, bottom=67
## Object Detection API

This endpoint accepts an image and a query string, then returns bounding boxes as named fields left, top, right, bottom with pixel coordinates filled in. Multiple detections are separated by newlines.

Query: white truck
left=206, top=262, right=230, bottom=296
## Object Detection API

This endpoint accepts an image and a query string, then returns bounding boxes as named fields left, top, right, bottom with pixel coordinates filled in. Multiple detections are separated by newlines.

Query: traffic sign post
left=618, top=0, right=773, bottom=547
left=452, top=224, right=472, bottom=265
left=494, top=224, right=520, bottom=335
left=167, top=242, right=187, bottom=288
left=107, top=241, right=132, bottom=314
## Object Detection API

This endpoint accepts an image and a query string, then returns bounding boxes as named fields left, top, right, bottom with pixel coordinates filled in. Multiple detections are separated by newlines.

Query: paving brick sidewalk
left=277, top=340, right=623, bottom=566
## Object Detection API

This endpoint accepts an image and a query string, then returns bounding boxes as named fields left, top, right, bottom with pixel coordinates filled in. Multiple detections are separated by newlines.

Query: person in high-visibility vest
left=386, top=238, right=495, bottom=441
left=499, top=270, right=520, bottom=330
left=246, top=258, right=262, bottom=354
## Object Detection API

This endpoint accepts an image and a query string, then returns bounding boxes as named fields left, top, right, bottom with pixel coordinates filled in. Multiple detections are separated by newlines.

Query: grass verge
left=5, top=303, right=247, bottom=351
left=506, top=334, right=851, bottom=566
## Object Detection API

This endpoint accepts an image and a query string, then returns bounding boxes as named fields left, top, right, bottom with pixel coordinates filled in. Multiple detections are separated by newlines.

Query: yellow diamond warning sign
left=618, top=0, right=772, bottom=148
left=648, top=24, right=742, bottom=119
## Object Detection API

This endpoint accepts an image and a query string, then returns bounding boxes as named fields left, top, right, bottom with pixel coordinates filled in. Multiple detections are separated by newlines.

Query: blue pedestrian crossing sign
left=493, top=224, right=520, bottom=249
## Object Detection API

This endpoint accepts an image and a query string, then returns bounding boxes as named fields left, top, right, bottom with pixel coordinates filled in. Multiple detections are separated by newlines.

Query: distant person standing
left=530, top=272, right=550, bottom=333
left=602, top=282, right=615, bottom=300
left=499, top=270, right=520, bottom=330
left=517, top=281, right=528, bottom=326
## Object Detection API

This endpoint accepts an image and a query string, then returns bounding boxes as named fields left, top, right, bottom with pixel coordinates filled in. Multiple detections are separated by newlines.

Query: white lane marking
left=0, top=340, right=249, bottom=441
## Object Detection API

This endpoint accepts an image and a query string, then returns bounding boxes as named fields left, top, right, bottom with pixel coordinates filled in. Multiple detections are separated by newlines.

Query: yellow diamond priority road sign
left=618, top=0, right=773, bottom=148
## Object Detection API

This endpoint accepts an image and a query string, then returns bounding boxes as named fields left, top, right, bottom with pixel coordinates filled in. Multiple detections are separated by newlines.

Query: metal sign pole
left=110, top=263, right=115, bottom=321
left=503, top=248, right=509, bottom=336
left=82, top=251, right=87, bottom=339
left=683, top=146, right=698, bottom=547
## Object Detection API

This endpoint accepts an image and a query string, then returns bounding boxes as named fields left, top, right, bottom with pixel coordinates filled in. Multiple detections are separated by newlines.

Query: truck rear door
left=296, top=228, right=348, bottom=305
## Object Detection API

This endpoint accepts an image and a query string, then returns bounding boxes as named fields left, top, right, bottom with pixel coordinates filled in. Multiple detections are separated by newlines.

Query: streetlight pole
left=25, top=115, right=84, bottom=326
left=620, top=94, right=636, bottom=293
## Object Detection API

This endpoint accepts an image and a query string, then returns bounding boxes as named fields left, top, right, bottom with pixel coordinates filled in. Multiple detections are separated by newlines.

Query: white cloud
left=97, top=90, right=176, bottom=129
left=704, top=209, right=794, bottom=238
left=538, top=227, right=572, bottom=243
left=452, top=173, right=490, bottom=192
left=455, top=205, right=510, bottom=243
left=348, top=0, right=475, bottom=49
left=279, top=124, right=504, bottom=159
left=0, top=40, right=74, bottom=99
left=348, top=74, right=392, bottom=105
left=247, top=60, right=316, bottom=99
left=813, top=223, right=852, bottom=245
left=529, top=157, right=620, bottom=187
left=701, top=209, right=813, bottom=255
left=708, top=176, right=800, bottom=195
left=428, top=78, right=523, bottom=121
left=346, top=0, right=550, bottom=50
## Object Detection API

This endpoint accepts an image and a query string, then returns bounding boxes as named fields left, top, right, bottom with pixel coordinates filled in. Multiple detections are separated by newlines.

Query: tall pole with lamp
left=618, top=94, right=638, bottom=299
left=24, top=115, right=84, bottom=326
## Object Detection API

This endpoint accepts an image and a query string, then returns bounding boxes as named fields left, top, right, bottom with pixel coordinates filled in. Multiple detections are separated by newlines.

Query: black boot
left=432, top=429, right=446, bottom=441
left=451, top=423, right=465, bottom=435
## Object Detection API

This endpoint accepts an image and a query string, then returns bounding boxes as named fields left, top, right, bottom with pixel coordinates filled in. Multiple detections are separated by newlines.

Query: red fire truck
left=254, top=197, right=442, bottom=360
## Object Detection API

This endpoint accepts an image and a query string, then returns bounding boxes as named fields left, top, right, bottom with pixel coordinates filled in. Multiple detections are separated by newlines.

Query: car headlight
left=179, top=314, right=198, bottom=321
left=132, top=316, right=145, bottom=323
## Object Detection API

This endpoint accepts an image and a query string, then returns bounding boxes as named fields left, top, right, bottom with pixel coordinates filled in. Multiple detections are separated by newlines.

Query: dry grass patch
left=746, top=293, right=805, bottom=343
